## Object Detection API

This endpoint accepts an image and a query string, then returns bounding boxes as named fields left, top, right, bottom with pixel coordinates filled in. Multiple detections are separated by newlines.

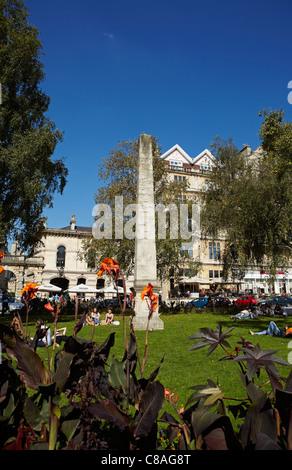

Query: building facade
left=160, top=144, right=223, bottom=285
left=1, top=144, right=291, bottom=298
left=0, top=215, right=103, bottom=298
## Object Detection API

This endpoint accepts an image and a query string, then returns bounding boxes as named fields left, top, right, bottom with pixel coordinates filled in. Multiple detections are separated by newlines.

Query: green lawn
left=11, top=307, right=292, bottom=411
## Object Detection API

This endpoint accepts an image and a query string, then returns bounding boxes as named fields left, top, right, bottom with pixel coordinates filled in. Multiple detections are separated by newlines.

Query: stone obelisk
left=133, top=134, right=164, bottom=330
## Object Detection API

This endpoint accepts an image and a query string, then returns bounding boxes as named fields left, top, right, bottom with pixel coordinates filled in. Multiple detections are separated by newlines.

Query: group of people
left=231, top=302, right=288, bottom=322
left=229, top=302, right=292, bottom=338
left=84, top=308, right=114, bottom=326
left=7, top=304, right=116, bottom=350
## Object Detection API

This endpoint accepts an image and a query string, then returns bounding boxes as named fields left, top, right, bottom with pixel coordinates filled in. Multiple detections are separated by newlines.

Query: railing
left=3, top=255, right=44, bottom=266
left=169, top=165, right=212, bottom=174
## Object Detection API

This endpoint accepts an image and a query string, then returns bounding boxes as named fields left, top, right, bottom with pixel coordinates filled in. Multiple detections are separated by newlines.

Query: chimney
left=240, top=144, right=252, bottom=157
left=70, top=214, right=76, bottom=231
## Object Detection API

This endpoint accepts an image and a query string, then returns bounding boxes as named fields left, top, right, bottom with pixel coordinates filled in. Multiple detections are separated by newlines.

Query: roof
left=160, top=144, right=215, bottom=166
left=60, top=225, right=92, bottom=233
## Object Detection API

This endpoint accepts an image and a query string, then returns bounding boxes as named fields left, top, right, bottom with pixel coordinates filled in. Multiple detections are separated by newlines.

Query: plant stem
left=220, top=343, right=235, bottom=358
left=115, top=275, right=130, bottom=407
left=141, top=300, right=152, bottom=378
left=25, top=301, right=31, bottom=340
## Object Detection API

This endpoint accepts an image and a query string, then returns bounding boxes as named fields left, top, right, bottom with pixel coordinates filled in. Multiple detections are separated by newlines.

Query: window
left=181, top=244, right=193, bottom=258
left=209, top=270, right=223, bottom=279
left=178, top=195, right=187, bottom=203
left=174, top=175, right=186, bottom=182
left=209, top=242, right=220, bottom=260
left=56, top=246, right=66, bottom=267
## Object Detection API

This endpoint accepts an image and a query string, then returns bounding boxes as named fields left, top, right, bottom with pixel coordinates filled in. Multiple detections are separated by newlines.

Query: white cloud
left=103, top=32, right=115, bottom=40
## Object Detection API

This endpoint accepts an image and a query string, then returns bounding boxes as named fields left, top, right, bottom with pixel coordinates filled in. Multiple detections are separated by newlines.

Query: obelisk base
left=132, top=287, right=164, bottom=331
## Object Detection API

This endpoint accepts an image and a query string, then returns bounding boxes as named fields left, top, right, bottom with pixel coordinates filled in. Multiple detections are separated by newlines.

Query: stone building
left=0, top=215, right=102, bottom=297
left=0, top=242, right=44, bottom=296
left=160, top=144, right=223, bottom=286
left=1, top=143, right=291, bottom=298
left=160, top=143, right=292, bottom=295
left=34, top=214, right=101, bottom=293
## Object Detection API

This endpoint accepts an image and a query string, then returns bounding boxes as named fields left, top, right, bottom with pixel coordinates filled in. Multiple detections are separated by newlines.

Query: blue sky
left=25, top=0, right=292, bottom=230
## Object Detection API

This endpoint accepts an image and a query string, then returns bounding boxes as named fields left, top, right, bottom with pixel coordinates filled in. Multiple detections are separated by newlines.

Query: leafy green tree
left=201, top=109, right=292, bottom=278
left=83, top=138, right=201, bottom=280
left=0, top=0, right=68, bottom=251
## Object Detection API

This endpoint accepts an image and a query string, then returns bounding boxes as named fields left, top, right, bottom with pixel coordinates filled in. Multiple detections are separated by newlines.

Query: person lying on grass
left=249, top=321, right=292, bottom=337
left=30, top=320, right=67, bottom=347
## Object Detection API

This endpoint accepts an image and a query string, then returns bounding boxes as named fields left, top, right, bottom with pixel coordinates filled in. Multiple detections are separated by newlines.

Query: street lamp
left=57, top=266, right=64, bottom=277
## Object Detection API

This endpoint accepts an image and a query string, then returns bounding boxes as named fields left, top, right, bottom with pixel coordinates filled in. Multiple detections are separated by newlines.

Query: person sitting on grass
left=259, top=303, right=271, bottom=316
left=249, top=321, right=292, bottom=337
left=91, top=307, right=100, bottom=325
left=105, top=309, right=114, bottom=325
left=84, top=311, right=94, bottom=326
left=274, top=304, right=283, bottom=316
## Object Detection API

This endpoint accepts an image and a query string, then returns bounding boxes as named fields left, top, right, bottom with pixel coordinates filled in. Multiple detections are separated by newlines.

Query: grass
left=6, top=306, right=292, bottom=412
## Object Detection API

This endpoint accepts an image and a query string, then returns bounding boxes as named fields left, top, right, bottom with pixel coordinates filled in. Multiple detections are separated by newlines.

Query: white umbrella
left=180, top=277, right=213, bottom=285
left=100, top=284, right=132, bottom=294
left=66, top=283, right=100, bottom=323
left=66, top=283, right=100, bottom=293
left=37, top=283, right=62, bottom=293
left=210, top=278, right=241, bottom=284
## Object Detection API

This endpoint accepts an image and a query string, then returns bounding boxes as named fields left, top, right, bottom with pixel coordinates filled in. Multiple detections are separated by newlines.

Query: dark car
left=0, top=292, right=25, bottom=313
left=258, top=295, right=292, bottom=306
left=214, top=297, right=232, bottom=307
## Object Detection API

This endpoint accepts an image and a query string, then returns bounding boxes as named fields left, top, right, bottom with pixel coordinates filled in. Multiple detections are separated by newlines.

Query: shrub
left=1, top=265, right=292, bottom=450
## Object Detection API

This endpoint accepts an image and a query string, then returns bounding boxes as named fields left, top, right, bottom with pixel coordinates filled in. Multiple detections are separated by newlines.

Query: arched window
left=56, top=246, right=66, bottom=267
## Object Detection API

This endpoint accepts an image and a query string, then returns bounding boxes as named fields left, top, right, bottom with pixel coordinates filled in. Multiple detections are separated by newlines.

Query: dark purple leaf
left=234, top=343, right=289, bottom=381
left=73, top=311, right=87, bottom=337
left=191, top=408, right=241, bottom=450
left=188, top=323, right=234, bottom=356
left=6, top=341, right=50, bottom=390
left=88, top=399, right=130, bottom=430
left=240, top=391, right=276, bottom=449
left=134, top=381, right=165, bottom=438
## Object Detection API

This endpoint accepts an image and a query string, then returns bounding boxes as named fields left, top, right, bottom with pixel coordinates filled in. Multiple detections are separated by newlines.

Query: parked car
left=0, top=292, right=25, bottom=313
left=234, top=296, right=258, bottom=307
left=257, top=295, right=292, bottom=306
left=214, top=297, right=232, bottom=307
left=185, top=298, right=209, bottom=308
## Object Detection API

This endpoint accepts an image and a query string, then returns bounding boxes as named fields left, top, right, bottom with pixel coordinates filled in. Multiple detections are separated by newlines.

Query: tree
left=83, top=138, right=201, bottom=281
left=200, top=109, right=292, bottom=278
left=0, top=0, right=68, bottom=251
